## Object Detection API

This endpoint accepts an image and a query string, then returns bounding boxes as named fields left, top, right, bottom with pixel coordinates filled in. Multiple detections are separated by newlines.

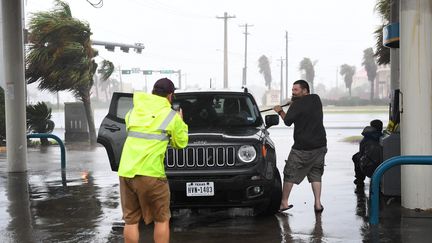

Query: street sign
left=160, top=70, right=174, bottom=74
left=143, top=70, right=152, bottom=75
left=122, top=70, right=131, bottom=74
left=131, top=68, right=140, bottom=73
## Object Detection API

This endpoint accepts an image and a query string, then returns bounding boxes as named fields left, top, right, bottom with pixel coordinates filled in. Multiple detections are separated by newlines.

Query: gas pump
left=380, top=89, right=401, bottom=196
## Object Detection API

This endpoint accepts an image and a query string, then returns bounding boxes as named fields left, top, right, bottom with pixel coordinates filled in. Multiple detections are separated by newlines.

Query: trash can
left=380, top=132, right=401, bottom=196
left=64, top=102, right=90, bottom=142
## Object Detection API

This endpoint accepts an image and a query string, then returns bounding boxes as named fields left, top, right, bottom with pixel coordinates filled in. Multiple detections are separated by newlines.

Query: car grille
left=165, top=146, right=236, bottom=168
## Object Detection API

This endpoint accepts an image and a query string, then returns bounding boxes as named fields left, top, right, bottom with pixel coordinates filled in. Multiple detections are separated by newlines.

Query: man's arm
left=169, top=111, right=189, bottom=149
left=273, top=101, right=291, bottom=119
left=274, top=101, right=297, bottom=126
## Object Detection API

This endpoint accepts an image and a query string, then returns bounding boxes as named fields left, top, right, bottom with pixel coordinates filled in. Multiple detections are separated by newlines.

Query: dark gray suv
left=97, top=89, right=282, bottom=215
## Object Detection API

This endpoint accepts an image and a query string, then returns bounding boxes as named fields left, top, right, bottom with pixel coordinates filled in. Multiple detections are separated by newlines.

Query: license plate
left=186, top=182, right=214, bottom=197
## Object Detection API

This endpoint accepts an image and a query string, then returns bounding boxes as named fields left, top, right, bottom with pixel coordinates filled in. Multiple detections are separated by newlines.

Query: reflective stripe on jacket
left=118, top=92, right=188, bottom=178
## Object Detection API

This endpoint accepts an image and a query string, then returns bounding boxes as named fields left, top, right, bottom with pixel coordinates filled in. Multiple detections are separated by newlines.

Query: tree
left=299, top=58, right=317, bottom=93
left=374, top=0, right=391, bottom=65
left=339, top=64, right=356, bottom=96
left=26, top=102, right=55, bottom=146
left=93, top=60, right=114, bottom=102
left=25, top=0, right=112, bottom=145
left=258, top=55, right=272, bottom=90
left=362, top=48, right=378, bottom=100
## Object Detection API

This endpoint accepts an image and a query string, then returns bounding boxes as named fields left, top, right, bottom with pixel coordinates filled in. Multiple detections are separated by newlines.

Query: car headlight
left=237, top=145, right=256, bottom=163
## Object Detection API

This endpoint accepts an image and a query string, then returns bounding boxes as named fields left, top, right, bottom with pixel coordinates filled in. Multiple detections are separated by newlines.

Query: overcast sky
left=25, top=0, right=381, bottom=95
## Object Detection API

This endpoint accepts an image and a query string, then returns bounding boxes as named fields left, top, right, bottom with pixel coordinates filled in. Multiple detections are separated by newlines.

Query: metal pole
left=2, top=0, right=28, bottom=172
left=223, top=13, right=228, bottom=89
left=240, top=24, right=253, bottom=87
left=390, top=0, right=400, bottom=91
left=118, top=66, right=123, bottom=91
left=217, top=12, right=235, bottom=89
left=400, top=0, right=432, bottom=209
left=279, top=58, right=284, bottom=103
left=369, top=156, right=432, bottom=225
left=285, top=31, right=289, bottom=99
left=178, top=69, right=182, bottom=89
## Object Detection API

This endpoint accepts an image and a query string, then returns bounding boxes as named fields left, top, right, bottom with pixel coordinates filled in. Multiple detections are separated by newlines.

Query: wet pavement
left=1, top=128, right=432, bottom=242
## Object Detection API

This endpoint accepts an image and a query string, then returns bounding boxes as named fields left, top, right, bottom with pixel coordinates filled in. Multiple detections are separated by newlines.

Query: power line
left=86, top=0, right=103, bottom=8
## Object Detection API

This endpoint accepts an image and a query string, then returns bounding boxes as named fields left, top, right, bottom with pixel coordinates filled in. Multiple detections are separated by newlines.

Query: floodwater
left=1, top=115, right=432, bottom=242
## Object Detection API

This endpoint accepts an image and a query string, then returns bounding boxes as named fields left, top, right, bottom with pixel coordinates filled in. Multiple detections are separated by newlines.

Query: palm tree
left=99, top=60, right=115, bottom=81
left=93, top=60, right=114, bottom=102
left=26, top=102, right=55, bottom=146
left=374, top=0, right=391, bottom=65
left=25, top=0, right=112, bottom=145
left=258, top=55, right=272, bottom=90
left=362, top=48, right=378, bottom=100
left=339, top=64, right=356, bottom=96
left=299, top=58, right=317, bottom=93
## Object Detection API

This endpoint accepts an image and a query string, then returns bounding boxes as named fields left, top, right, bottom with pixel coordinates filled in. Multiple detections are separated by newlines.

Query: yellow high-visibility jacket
left=118, top=92, right=188, bottom=178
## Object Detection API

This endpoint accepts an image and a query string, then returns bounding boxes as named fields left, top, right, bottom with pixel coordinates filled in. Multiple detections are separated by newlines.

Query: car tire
left=266, top=168, right=282, bottom=214
left=254, top=168, right=282, bottom=216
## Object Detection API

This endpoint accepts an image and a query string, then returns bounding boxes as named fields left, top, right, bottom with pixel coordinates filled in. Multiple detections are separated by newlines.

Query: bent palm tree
left=26, top=102, right=55, bottom=146
left=299, top=58, right=317, bottom=93
left=362, top=48, right=378, bottom=100
left=340, top=64, right=356, bottom=96
left=258, top=55, right=272, bottom=90
left=26, top=0, right=112, bottom=145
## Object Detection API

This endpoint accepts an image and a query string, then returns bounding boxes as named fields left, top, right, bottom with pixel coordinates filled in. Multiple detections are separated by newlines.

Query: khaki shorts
left=119, top=175, right=171, bottom=225
left=283, top=146, right=327, bottom=184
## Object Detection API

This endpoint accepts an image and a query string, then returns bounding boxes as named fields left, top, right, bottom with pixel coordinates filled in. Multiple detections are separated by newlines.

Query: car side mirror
left=265, top=114, right=279, bottom=129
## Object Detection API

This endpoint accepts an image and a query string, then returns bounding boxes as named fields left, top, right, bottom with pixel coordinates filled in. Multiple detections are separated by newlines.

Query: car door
left=97, top=92, right=133, bottom=171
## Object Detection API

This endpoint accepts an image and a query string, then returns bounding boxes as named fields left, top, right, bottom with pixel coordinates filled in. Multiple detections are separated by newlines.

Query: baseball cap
left=153, top=78, right=176, bottom=94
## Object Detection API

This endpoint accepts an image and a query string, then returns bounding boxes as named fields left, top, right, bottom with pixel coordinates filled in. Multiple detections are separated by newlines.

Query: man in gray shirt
left=273, top=79, right=327, bottom=213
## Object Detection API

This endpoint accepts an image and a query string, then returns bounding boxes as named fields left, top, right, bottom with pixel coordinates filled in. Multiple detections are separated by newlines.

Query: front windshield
left=174, top=93, right=262, bottom=129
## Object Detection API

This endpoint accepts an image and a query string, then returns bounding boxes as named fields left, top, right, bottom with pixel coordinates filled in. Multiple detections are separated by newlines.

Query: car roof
left=175, top=89, right=249, bottom=95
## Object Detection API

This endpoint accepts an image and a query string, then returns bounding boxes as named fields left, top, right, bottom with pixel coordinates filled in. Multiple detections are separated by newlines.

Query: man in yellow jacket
left=118, top=78, right=188, bottom=243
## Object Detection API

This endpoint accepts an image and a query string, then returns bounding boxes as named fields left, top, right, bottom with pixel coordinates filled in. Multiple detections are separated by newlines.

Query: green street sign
left=143, top=70, right=152, bottom=75
left=122, top=70, right=131, bottom=75
left=160, top=70, right=174, bottom=74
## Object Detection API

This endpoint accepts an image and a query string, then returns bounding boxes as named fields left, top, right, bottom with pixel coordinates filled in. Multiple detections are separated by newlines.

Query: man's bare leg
left=124, top=223, right=139, bottom=243
left=154, top=220, right=170, bottom=243
left=280, top=181, right=294, bottom=209
left=311, top=182, right=323, bottom=210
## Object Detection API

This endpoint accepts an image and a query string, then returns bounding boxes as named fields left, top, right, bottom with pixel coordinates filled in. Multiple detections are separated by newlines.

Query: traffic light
left=105, top=45, right=115, bottom=51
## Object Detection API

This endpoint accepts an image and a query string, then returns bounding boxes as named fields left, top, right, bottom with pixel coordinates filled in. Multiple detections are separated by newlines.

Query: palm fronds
left=299, top=57, right=316, bottom=93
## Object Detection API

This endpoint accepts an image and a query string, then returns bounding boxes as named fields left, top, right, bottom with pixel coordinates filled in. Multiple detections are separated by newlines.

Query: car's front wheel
left=254, top=168, right=282, bottom=216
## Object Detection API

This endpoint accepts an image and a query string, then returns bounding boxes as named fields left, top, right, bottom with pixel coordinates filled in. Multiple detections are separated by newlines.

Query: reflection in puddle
left=276, top=212, right=324, bottom=243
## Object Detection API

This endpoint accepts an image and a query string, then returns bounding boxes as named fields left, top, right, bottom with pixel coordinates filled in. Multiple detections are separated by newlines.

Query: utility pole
left=118, top=66, right=123, bottom=91
left=240, top=23, right=253, bottom=87
left=177, top=69, right=182, bottom=89
left=285, top=31, right=289, bottom=99
left=2, top=0, right=28, bottom=172
left=216, top=12, right=236, bottom=89
left=277, top=57, right=285, bottom=103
